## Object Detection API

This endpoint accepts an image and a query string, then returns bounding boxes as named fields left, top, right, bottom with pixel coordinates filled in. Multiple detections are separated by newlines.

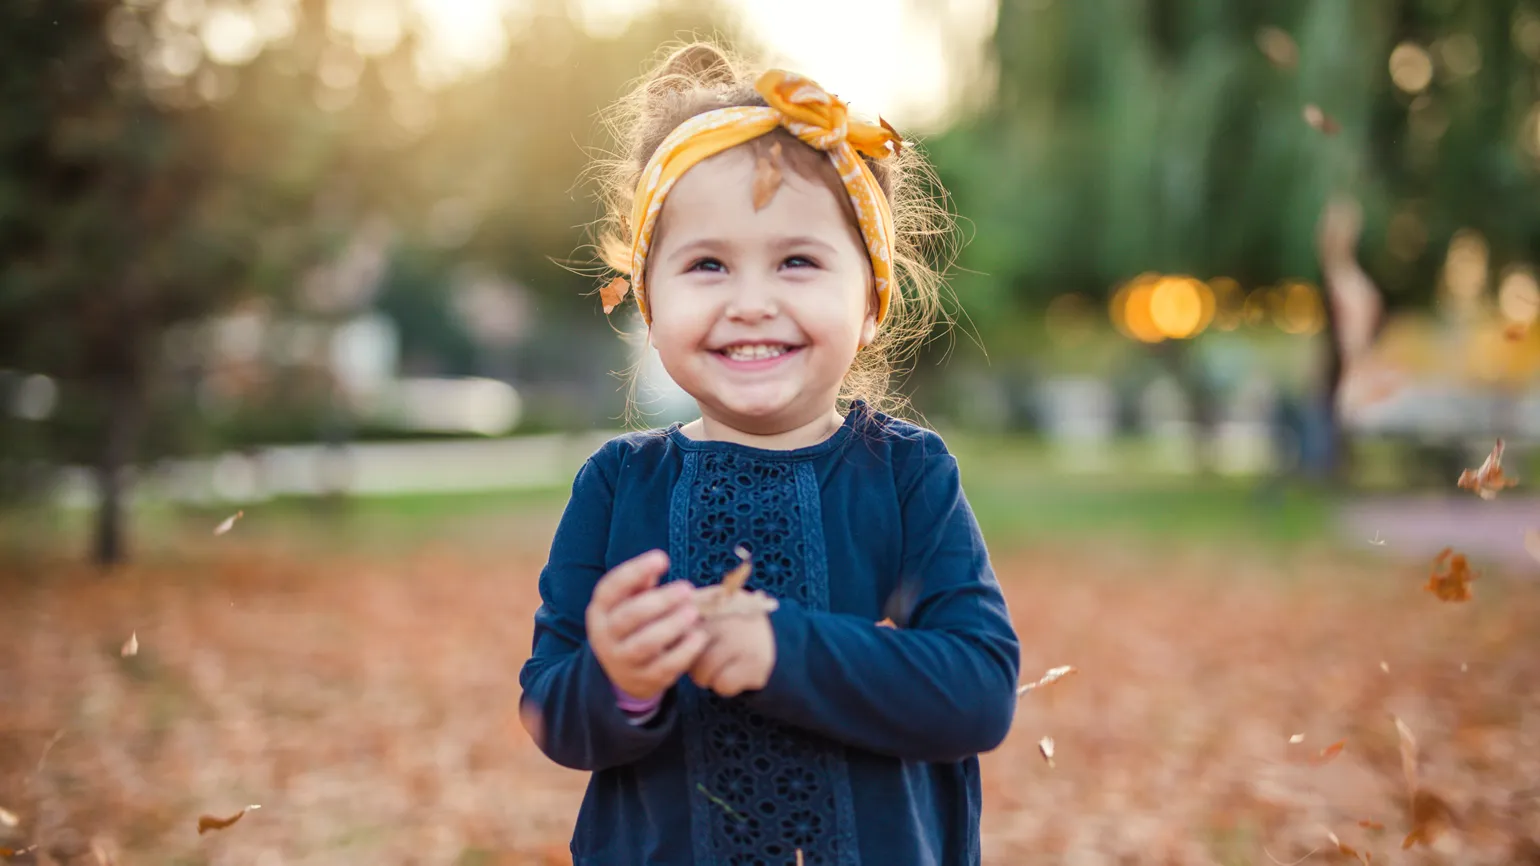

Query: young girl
left=518, top=42, right=1020, bottom=866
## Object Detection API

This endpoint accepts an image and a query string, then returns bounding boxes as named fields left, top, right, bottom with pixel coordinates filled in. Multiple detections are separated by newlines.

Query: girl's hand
left=688, top=611, right=776, bottom=698
left=586, top=549, right=708, bottom=702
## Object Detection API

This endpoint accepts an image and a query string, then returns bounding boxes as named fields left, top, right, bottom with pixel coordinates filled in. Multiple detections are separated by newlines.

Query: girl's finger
left=643, top=628, right=709, bottom=684
left=687, top=639, right=737, bottom=690
left=590, top=549, right=670, bottom=614
left=617, top=597, right=701, bottom=663
left=608, top=580, right=695, bottom=641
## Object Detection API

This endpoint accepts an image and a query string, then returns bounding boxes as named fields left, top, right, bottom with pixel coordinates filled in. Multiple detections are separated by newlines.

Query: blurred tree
left=930, top=0, right=1540, bottom=474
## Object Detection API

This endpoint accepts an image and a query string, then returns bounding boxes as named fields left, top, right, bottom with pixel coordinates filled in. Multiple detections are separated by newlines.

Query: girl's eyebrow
left=663, top=235, right=841, bottom=259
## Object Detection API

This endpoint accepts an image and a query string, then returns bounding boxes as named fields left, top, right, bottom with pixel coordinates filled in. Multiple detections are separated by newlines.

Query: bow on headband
left=604, top=70, right=903, bottom=325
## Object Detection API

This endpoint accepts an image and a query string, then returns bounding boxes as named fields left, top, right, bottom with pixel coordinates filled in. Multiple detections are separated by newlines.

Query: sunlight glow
left=409, top=0, right=511, bottom=88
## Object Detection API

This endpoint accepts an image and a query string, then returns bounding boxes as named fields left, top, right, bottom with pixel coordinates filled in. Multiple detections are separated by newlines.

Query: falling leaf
left=1457, top=438, right=1518, bottom=500
left=693, top=546, right=779, bottom=619
left=1037, top=736, right=1055, bottom=767
left=1303, top=104, right=1341, bottom=135
left=1368, top=531, right=1386, bottom=546
left=1256, top=26, right=1299, bottom=69
left=0, top=807, right=15, bottom=827
left=1394, top=716, right=1419, bottom=799
left=1306, top=739, right=1346, bottom=766
left=1016, top=665, right=1079, bottom=696
left=599, top=276, right=630, bottom=315
left=1425, top=547, right=1477, bottom=603
left=120, top=631, right=137, bottom=657
left=196, top=805, right=259, bottom=835
left=1524, top=528, right=1540, bottom=565
left=1359, top=820, right=1385, bottom=831
left=213, top=510, right=244, bottom=536
left=1289, top=733, right=1305, bottom=744
left=1505, top=321, right=1530, bottom=341
left=1326, top=830, right=1371, bottom=863
left=752, top=141, right=783, bottom=211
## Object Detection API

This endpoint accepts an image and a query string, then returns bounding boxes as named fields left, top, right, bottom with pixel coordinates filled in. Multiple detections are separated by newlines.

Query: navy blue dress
left=518, top=403, right=1020, bottom=865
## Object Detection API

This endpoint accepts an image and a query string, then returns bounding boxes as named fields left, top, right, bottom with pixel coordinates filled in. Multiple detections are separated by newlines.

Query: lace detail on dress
left=673, top=450, right=856, bottom=866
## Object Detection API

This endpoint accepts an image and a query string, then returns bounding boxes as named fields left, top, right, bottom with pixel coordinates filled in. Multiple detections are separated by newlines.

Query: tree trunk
left=92, top=382, right=143, bottom=568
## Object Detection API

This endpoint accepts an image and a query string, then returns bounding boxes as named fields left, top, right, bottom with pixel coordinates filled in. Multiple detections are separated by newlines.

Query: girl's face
left=645, top=143, right=877, bottom=438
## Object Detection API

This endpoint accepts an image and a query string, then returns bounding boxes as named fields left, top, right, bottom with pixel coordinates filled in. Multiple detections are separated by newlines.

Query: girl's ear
left=858, top=314, right=878, bottom=350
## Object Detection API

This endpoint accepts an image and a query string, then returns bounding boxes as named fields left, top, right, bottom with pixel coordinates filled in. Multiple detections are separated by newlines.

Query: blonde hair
left=590, top=40, right=957, bottom=419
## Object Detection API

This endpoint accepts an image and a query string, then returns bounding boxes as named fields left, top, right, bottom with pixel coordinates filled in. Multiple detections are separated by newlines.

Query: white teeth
left=722, top=344, right=789, bottom=361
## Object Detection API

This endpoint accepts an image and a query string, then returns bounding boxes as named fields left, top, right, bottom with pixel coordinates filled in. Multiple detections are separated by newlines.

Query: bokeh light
left=1389, top=42, right=1434, bottom=94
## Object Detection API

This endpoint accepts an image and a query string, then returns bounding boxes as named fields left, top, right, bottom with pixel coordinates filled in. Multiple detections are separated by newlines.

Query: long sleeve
left=743, top=443, right=1020, bottom=764
left=517, top=451, right=679, bottom=771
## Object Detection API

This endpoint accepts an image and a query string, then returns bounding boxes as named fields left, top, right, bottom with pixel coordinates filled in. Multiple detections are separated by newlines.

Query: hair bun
left=655, top=42, right=735, bottom=86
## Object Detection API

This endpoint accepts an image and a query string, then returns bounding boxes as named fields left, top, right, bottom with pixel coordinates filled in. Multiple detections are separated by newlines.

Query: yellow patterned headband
left=602, top=70, right=902, bottom=326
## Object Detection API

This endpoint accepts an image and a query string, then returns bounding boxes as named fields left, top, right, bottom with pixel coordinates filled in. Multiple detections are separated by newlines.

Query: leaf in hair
left=752, top=141, right=783, bottom=211
left=600, top=277, right=630, bottom=314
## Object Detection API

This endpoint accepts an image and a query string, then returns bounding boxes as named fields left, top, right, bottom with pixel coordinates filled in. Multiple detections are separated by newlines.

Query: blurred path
left=1338, top=495, right=1540, bottom=569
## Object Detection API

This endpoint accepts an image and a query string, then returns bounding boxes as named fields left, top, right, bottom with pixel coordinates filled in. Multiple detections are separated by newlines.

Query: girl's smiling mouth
left=712, top=342, right=806, bottom=369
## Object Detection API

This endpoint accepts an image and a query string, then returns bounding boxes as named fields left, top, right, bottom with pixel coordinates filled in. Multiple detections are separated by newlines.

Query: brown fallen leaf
left=1457, top=438, right=1517, bottom=500
left=752, top=140, right=783, bottom=211
left=878, top=116, right=903, bottom=156
left=1425, top=547, right=1477, bottom=603
left=1037, top=736, right=1055, bottom=767
left=1403, top=789, right=1456, bottom=849
left=1303, top=104, right=1341, bottom=135
left=213, top=510, right=244, bottom=536
left=1256, top=26, right=1299, bottom=69
left=1306, top=739, right=1346, bottom=766
left=1327, top=829, right=1371, bottom=863
left=196, top=805, right=259, bottom=835
left=693, top=546, right=779, bottom=619
left=1016, top=665, right=1078, bottom=696
left=120, top=631, right=137, bottom=657
left=599, top=276, right=630, bottom=315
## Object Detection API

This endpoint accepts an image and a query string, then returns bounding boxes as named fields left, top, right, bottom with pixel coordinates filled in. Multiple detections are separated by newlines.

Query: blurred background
left=4, top=1, right=1540, bottom=864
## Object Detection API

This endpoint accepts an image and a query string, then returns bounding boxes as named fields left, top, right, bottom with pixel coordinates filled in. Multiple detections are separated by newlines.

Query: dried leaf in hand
left=196, top=805, right=258, bottom=835
left=0, top=806, right=15, bottom=827
left=1303, top=104, right=1341, bottom=135
left=1016, top=665, right=1079, bottom=696
left=752, top=141, right=784, bottom=211
left=1037, top=736, right=1055, bottom=767
left=120, top=631, right=137, bottom=657
left=1256, top=26, right=1299, bottom=69
left=1457, top=438, right=1517, bottom=499
left=1425, top=547, right=1477, bottom=603
left=1403, top=789, right=1456, bottom=849
left=599, top=277, right=630, bottom=315
left=694, top=547, right=779, bottom=619
left=1306, top=739, right=1346, bottom=766
left=1326, top=830, right=1371, bottom=863
left=213, top=510, right=244, bottom=536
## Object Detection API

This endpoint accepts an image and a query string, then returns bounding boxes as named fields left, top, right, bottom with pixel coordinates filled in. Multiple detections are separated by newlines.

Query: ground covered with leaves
left=2, top=530, right=1538, bottom=865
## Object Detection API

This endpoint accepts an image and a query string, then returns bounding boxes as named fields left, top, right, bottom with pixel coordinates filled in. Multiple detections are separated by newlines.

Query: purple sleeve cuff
left=613, top=685, right=663, bottom=715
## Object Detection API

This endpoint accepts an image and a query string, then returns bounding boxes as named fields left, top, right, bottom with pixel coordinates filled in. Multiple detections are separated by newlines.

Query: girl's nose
left=725, top=283, right=779, bottom=322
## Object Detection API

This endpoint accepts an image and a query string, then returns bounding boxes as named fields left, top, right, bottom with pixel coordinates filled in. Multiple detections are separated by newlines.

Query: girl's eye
left=782, top=255, right=817, bottom=269
left=688, top=257, right=725, bottom=273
